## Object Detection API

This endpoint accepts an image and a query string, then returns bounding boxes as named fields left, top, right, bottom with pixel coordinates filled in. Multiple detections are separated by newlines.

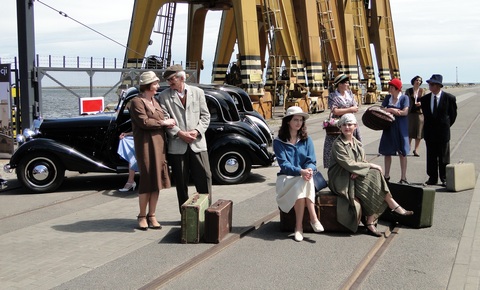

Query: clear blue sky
left=1, top=0, right=479, bottom=85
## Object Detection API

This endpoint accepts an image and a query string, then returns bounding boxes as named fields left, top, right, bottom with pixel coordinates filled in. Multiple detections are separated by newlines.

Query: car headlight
left=16, top=134, right=26, bottom=145
left=23, top=128, right=35, bottom=141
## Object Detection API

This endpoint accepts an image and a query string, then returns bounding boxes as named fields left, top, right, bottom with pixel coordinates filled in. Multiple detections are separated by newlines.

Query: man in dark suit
left=420, top=74, right=457, bottom=186
left=157, top=64, right=212, bottom=211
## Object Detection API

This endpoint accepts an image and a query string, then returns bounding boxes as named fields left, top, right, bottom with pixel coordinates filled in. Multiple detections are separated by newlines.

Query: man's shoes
left=424, top=179, right=437, bottom=186
left=441, top=181, right=447, bottom=187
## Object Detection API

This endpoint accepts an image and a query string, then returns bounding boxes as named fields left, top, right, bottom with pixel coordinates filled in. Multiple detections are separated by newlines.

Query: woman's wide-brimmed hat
left=283, top=106, right=309, bottom=120
left=139, top=71, right=160, bottom=85
left=333, top=74, right=349, bottom=87
left=426, top=74, right=443, bottom=87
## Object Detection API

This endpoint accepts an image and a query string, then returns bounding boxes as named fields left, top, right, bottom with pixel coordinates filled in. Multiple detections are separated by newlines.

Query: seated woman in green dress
left=328, top=113, right=413, bottom=237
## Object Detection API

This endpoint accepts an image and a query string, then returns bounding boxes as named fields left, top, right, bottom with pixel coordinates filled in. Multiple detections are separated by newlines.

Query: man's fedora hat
left=426, top=74, right=443, bottom=87
left=163, top=64, right=184, bottom=80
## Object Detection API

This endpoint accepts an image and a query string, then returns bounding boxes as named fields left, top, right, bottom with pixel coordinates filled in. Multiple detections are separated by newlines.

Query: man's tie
left=433, top=95, right=438, bottom=116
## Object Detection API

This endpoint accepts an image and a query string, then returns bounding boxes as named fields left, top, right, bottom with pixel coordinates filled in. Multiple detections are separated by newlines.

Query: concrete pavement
left=0, top=86, right=479, bottom=289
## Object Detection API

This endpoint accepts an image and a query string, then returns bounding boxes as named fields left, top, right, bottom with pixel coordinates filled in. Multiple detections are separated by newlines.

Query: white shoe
left=119, top=182, right=136, bottom=192
left=310, top=220, right=324, bottom=233
left=294, top=229, right=303, bottom=242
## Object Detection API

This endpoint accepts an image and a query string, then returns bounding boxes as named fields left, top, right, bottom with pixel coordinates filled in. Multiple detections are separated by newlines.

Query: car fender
left=208, top=134, right=273, bottom=166
left=9, top=138, right=117, bottom=173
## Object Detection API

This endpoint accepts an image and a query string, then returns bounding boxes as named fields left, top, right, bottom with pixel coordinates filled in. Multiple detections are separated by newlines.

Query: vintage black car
left=4, top=86, right=275, bottom=193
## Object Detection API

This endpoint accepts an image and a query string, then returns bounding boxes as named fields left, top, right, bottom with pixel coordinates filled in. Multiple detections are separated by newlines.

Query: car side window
left=206, top=98, right=219, bottom=122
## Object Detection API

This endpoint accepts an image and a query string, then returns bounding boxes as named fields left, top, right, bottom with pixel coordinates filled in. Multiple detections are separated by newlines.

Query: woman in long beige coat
left=328, top=114, right=413, bottom=237
left=130, top=71, right=176, bottom=230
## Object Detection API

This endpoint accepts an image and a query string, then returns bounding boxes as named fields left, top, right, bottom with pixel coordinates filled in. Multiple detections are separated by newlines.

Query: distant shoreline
left=42, top=86, right=116, bottom=89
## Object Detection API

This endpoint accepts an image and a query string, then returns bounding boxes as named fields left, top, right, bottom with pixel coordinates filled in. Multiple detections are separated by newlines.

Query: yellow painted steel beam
left=339, top=0, right=360, bottom=90
left=294, top=0, right=324, bottom=93
left=275, top=0, right=305, bottom=84
left=353, top=0, right=377, bottom=92
left=186, top=4, right=208, bottom=80
left=124, top=0, right=167, bottom=68
left=231, top=0, right=264, bottom=96
left=212, top=9, right=237, bottom=84
left=370, top=0, right=393, bottom=90
left=384, top=0, right=400, bottom=79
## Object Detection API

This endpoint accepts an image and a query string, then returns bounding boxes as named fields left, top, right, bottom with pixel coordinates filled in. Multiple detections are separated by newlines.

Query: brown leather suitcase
left=317, top=193, right=361, bottom=232
left=204, top=199, right=233, bottom=243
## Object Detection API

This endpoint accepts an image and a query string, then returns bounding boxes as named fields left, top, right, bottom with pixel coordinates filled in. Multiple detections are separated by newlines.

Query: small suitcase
left=204, top=199, right=233, bottom=243
left=181, top=193, right=209, bottom=243
left=446, top=162, right=476, bottom=192
left=380, top=183, right=435, bottom=228
left=317, top=193, right=361, bottom=232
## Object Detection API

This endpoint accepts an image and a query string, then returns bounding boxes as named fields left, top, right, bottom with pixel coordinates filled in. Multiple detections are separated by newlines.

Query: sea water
left=40, top=87, right=120, bottom=118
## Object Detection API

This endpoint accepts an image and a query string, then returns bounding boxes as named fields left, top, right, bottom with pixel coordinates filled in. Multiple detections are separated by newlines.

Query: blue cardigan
left=273, top=136, right=317, bottom=176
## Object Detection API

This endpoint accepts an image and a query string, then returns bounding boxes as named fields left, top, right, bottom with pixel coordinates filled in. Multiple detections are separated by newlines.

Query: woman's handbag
left=362, top=105, right=395, bottom=131
left=323, top=113, right=341, bottom=135
left=313, top=170, right=328, bottom=192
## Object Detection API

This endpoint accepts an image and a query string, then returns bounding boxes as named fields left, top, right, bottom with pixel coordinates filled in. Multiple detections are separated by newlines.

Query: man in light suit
left=420, top=74, right=457, bottom=186
left=157, top=64, right=212, bottom=211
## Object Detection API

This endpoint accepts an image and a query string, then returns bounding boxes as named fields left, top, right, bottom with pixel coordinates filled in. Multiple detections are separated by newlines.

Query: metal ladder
left=154, top=2, right=177, bottom=68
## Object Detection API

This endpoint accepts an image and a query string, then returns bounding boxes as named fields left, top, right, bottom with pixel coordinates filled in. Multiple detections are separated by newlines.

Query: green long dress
left=328, top=135, right=389, bottom=232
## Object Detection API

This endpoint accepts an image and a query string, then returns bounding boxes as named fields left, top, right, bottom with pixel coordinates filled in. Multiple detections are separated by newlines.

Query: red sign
left=79, top=97, right=104, bottom=115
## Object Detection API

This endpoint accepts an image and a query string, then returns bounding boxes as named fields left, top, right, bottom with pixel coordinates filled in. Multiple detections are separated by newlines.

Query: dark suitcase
left=317, top=193, right=361, bottom=232
left=279, top=205, right=317, bottom=233
left=181, top=193, right=209, bottom=243
left=204, top=199, right=233, bottom=243
left=380, top=183, right=435, bottom=228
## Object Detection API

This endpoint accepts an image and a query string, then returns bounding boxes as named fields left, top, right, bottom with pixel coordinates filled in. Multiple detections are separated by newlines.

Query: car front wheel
left=17, top=153, right=65, bottom=193
left=211, top=148, right=251, bottom=185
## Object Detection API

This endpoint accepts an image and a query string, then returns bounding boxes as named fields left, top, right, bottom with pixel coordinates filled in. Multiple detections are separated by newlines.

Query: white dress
left=276, top=175, right=315, bottom=213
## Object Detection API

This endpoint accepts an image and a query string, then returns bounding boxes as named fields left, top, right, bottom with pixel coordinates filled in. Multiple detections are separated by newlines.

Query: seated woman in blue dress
left=328, top=113, right=413, bottom=237
left=117, top=132, right=138, bottom=191
left=273, top=106, right=324, bottom=242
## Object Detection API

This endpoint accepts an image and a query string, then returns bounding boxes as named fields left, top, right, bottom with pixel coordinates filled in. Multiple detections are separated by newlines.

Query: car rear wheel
left=17, top=153, right=65, bottom=193
left=211, top=148, right=251, bottom=184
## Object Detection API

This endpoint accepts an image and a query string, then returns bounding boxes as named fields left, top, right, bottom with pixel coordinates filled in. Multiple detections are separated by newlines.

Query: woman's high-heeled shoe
left=119, top=182, right=136, bottom=192
left=147, top=214, right=162, bottom=229
left=137, top=215, right=148, bottom=231
left=365, top=224, right=382, bottom=237
left=391, top=205, right=414, bottom=216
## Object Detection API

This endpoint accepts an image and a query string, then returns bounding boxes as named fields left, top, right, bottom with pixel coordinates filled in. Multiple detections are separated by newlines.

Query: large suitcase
left=181, top=193, right=209, bottom=243
left=279, top=205, right=317, bottom=233
left=380, top=183, right=435, bottom=228
left=204, top=199, right=233, bottom=243
left=317, top=193, right=361, bottom=232
left=446, top=162, right=476, bottom=192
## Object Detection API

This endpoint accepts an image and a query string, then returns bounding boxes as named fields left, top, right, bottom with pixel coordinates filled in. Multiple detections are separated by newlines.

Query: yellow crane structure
left=123, top=0, right=401, bottom=119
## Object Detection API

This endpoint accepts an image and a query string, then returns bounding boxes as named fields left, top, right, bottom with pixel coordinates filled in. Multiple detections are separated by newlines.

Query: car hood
left=40, top=114, right=115, bottom=130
